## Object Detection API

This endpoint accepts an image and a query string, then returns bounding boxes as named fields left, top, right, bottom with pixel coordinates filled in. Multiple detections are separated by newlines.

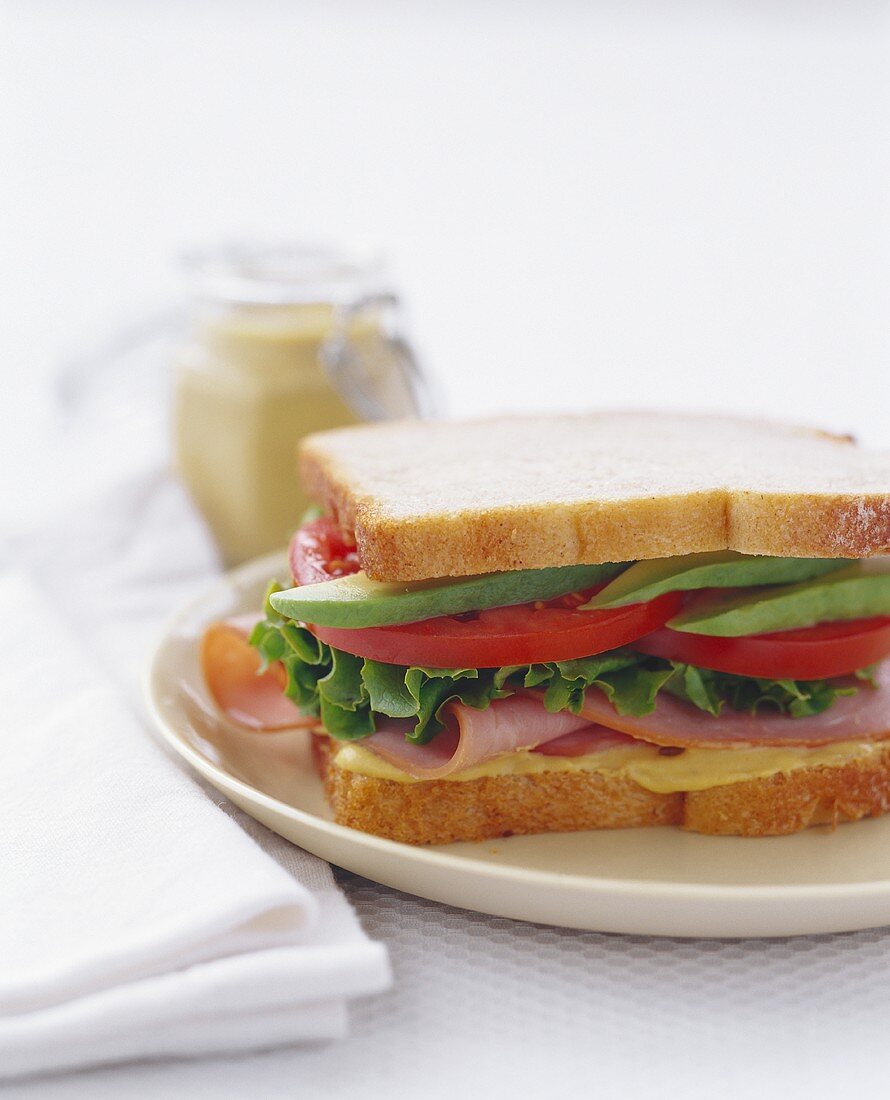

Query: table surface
left=12, top=865, right=890, bottom=1099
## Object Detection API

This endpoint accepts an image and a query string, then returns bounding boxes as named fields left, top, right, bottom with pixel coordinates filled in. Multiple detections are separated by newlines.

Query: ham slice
left=533, top=726, right=642, bottom=756
left=572, top=660, right=890, bottom=749
left=361, top=694, right=594, bottom=779
left=201, top=617, right=315, bottom=731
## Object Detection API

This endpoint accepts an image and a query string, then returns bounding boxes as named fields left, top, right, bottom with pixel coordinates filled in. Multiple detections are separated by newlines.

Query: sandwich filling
left=204, top=516, right=890, bottom=788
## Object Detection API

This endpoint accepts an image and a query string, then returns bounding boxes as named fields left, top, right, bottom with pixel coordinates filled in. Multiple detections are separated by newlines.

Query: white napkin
left=0, top=474, right=391, bottom=1080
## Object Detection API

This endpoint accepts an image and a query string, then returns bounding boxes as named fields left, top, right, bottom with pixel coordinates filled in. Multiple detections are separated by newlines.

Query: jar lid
left=181, top=242, right=387, bottom=306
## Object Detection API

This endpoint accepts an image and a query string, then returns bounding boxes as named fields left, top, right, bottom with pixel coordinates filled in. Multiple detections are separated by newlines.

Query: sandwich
left=203, top=412, right=890, bottom=844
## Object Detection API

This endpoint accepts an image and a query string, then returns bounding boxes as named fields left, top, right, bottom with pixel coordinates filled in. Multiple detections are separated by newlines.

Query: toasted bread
left=312, top=734, right=890, bottom=844
left=299, top=413, right=890, bottom=581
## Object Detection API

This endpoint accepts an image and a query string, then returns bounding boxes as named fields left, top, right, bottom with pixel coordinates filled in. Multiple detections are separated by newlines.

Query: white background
left=1, top=3, right=889, bottom=1097
left=1, top=0, right=888, bottom=472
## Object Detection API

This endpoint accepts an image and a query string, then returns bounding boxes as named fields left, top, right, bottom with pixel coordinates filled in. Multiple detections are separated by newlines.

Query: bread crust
left=313, top=735, right=683, bottom=844
left=312, top=735, right=890, bottom=845
left=299, top=413, right=890, bottom=581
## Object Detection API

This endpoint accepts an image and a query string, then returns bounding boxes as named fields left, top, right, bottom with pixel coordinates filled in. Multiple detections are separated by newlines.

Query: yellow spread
left=332, top=739, right=881, bottom=793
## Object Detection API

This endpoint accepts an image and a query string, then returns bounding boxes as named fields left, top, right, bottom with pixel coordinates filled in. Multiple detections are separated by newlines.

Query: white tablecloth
left=11, top=875, right=890, bottom=1098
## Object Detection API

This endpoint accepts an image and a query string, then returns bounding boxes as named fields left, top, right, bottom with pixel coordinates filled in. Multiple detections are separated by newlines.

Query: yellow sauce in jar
left=172, top=245, right=428, bottom=567
left=174, top=303, right=361, bottom=565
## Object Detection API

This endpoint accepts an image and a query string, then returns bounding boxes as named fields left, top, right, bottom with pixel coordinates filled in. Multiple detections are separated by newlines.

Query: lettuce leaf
left=250, top=589, right=865, bottom=743
left=660, top=664, right=857, bottom=718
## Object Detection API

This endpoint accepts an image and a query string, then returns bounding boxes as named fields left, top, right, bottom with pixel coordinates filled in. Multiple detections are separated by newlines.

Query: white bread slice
left=312, top=734, right=890, bottom=844
left=299, top=413, right=890, bottom=581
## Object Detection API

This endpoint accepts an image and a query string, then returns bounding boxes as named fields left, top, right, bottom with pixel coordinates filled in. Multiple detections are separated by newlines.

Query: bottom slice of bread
left=312, top=735, right=890, bottom=844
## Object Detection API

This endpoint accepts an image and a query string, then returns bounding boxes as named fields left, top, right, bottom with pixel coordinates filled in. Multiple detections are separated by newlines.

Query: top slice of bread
left=299, top=413, right=890, bottom=582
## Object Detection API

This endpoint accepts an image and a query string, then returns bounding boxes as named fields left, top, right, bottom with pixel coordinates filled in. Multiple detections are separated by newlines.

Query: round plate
left=145, top=552, right=890, bottom=938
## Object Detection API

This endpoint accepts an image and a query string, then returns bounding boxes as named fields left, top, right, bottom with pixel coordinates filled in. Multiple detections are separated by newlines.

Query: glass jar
left=173, top=243, right=433, bottom=566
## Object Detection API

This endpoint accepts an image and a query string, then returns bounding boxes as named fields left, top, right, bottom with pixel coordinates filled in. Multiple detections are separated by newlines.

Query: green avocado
left=581, top=551, right=847, bottom=609
left=667, top=559, right=890, bottom=636
left=269, top=562, right=627, bottom=628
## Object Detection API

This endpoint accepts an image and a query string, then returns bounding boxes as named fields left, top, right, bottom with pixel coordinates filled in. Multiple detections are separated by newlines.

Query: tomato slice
left=311, top=589, right=683, bottom=668
left=286, top=521, right=890, bottom=675
left=634, top=618, right=890, bottom=680
left=290, top=517, right=360, bottom=585
left=288, top=518, right=682, bottom=667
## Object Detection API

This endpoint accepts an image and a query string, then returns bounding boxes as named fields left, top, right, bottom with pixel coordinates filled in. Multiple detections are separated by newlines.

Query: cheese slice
left=332, top=738, right=882, bottom=793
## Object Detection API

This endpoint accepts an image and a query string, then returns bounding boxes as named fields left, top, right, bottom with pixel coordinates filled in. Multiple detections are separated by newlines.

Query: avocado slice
left=582, top=551, right=847, bottom=609
left=667, top=559, right=890, bottom=636
left=269, top=562, right=627, bottom=628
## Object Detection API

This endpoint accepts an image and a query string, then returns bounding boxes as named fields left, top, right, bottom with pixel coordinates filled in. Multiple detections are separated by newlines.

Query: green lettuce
left=660, top=663, right=857, bottom=718
left=249, top=585, right=865, bottom=743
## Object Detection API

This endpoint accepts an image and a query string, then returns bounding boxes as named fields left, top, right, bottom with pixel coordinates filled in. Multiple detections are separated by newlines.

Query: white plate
left=146, top=552, right=890, bottom=938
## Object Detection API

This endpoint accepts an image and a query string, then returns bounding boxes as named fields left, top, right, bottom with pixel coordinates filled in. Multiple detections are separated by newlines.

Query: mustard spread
left=331, top=739, right=881, bottom=793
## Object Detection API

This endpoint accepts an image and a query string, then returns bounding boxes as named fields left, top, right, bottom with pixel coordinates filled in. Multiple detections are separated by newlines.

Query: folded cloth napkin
left=0, top=476, right=391, bottom=1080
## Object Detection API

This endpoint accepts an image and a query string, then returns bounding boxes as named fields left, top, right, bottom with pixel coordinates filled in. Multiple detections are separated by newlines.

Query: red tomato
left=288, top=518, right=681, bottom=667
left=310, top=590, right=683, bottom=668
left=290, top=517, right=360, bottom=585
left=634, top=618, right=890, bottom=680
